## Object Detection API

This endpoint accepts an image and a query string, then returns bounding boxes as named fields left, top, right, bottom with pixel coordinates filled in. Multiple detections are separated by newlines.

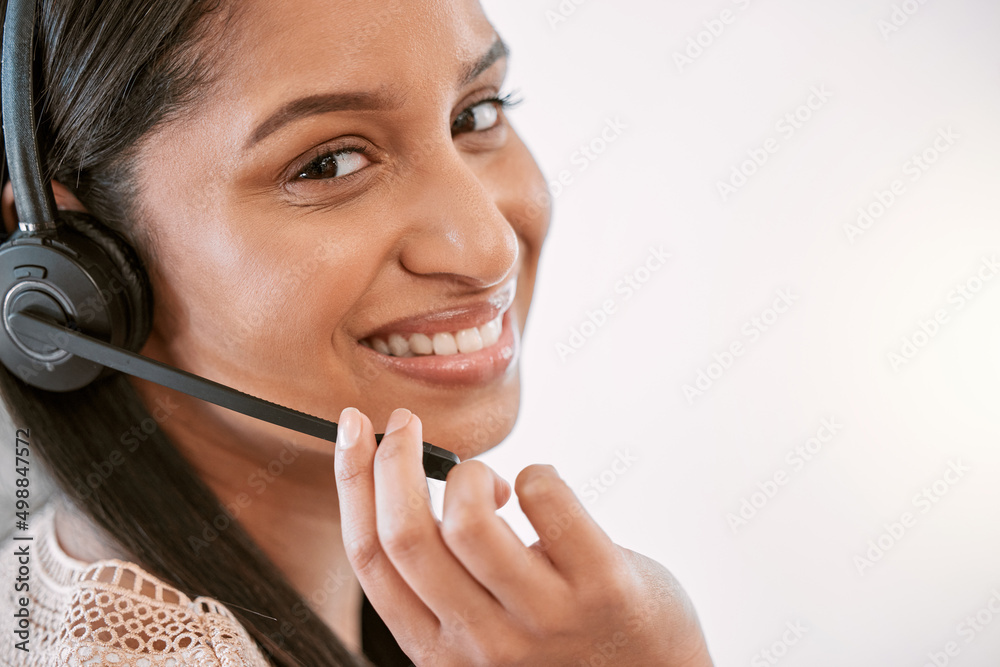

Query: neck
left=195, top=440, right=364, bottom=653
left=59, top=373, right=364, bottom=653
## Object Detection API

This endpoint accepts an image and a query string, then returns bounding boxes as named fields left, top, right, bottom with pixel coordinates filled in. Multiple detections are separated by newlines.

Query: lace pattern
left=0, top=504, right=272, bottom=666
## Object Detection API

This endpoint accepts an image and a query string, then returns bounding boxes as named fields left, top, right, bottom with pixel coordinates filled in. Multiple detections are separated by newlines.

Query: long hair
left=0, top=1, right=366, bottom=664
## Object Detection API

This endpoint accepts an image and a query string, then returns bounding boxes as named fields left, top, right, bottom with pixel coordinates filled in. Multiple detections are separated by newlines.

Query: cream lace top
left=0, top=503, right=272, bottom=666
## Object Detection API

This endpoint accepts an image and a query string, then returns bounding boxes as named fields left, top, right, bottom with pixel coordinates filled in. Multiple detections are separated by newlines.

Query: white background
left=476, top=0, right=1000, bottom=665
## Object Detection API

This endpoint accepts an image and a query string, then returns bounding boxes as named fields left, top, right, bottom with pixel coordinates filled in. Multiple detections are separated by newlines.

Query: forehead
left=204, top=0, right=496, bottom=122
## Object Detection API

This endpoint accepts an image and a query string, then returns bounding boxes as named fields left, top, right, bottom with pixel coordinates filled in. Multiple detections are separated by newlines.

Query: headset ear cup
left=57, top=211, right=153, bottom=353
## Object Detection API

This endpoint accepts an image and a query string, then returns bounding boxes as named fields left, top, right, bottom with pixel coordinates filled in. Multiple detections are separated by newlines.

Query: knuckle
left=394, top=485, right=431, bottom=515
left=584, top=562, right=633, bottom=610
left=524, top=583, right=573, bottom=636
left=526, top=606, right=568, bottom=638
left=440, top=507, right=488, bottom=548
left=334, top=452, right=369, bottom=486
left=470, top=641, right=521, bottom=667
left=375, top=439, right=410, bottom=464
left=406, top=638, right=444, bottom=665
left=379, top=523, right=425, bottom=561
left=343, top=531, right=382, bottom=576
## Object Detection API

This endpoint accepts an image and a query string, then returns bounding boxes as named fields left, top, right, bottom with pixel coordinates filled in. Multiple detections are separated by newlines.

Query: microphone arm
left=7, top=311, right=459, bottom=480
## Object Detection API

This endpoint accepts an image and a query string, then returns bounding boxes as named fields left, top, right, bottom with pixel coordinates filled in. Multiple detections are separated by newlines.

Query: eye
left=451, top=91, right=523, bottom=136
left=297, top=148, right=370, bottom=180
left=452, top=99, right=501, bottom=136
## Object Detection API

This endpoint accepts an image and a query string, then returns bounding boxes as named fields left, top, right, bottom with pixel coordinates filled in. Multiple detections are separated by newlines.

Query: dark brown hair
left=1, top=1, right=368, bottom=664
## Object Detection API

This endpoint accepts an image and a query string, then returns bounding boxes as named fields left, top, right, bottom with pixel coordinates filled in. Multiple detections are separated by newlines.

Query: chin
left=418, top=377, right=521, bottom=462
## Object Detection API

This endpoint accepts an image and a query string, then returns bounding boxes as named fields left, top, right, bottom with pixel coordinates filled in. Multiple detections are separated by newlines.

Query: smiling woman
left=0, top=0, right=712, bottom=665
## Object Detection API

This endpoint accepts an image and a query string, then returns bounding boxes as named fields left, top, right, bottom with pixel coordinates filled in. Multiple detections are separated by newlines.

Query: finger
left=515, top=464, right=622, bottom=580
left=441, top=460, right=565, bottom=617
left=334, top=407, right=438, bottom=638
left=492, top=468, right=513, bottom=509
left=374, top=409, right=502, bottom=626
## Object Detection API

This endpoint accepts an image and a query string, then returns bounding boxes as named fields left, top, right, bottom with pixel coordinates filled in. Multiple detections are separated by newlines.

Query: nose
left=396, top=141, right=519, bottom=289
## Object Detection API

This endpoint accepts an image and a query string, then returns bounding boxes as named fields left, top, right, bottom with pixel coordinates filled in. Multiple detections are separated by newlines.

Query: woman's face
left=131, top=0, right=550, bottom=460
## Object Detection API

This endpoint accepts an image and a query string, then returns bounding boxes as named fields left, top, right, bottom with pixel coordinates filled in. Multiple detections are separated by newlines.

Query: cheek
left=144, top=202, right=372, bottom=382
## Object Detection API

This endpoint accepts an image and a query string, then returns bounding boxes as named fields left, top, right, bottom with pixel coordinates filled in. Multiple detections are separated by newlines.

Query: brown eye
left=452, top=100, right=501, bottom=136
left=298, top=148, right=370, bottom=180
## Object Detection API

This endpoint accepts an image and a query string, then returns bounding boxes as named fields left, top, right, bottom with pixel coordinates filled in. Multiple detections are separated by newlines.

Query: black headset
left=0, top=0, right=458, bottom=479
left=0, top=0, right=152, bottom=391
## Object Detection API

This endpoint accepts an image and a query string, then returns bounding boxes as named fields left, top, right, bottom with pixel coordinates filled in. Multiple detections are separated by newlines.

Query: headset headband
left=2, top=0, right=58, bottom=234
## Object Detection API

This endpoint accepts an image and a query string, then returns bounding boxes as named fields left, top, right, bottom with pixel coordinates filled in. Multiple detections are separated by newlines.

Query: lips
left=358, top=276, right=517, bottom=353
left=355, top=276, right=520, bottom=385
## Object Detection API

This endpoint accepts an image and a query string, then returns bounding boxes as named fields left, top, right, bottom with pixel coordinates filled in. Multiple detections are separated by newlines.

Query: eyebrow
left=245, top=36, right=510, bottom=149
left=460, top=36, right=508, bottom=87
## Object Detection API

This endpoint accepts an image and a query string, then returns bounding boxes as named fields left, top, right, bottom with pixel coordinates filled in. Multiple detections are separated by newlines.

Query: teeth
left=432, top=332, right=458, bottom=355
left=455, top=327, right=483, bottom=353
left=480, top=317, right=501, bottom=347
left=362, top=314, right=503, bottom=358
left=387, top=333, right=410, bottom=357
left=409, top=332, right=433, bottom=355
left=372, top=338, right=390, bottom=355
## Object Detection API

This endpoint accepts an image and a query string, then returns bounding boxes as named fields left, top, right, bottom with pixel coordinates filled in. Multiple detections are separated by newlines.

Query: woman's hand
left=334, top=407, right=713, bottom=667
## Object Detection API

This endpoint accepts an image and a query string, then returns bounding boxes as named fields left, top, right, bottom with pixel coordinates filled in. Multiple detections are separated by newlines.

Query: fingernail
left=384, top=408, right=412, bottom=435
left=338, top=408, right=361, bottom=449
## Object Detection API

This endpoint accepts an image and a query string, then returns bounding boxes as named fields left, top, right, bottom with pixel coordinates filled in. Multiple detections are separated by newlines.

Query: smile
left=356, top=277, right=520, bottom=385
left=360, top=313, right=503, bottom=357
